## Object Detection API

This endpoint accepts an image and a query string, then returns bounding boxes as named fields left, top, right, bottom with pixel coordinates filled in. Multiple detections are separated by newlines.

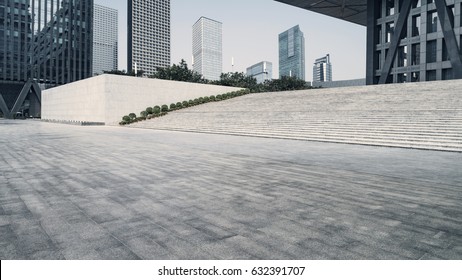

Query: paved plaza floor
left=0, top=119, right=461, bottom=259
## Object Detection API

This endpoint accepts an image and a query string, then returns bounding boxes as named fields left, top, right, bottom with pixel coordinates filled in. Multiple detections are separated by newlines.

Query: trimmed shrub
left=123, top=115, right=131, bottom=122
left=188, top=100, right=194, bottom=106
left=170, top=103, right=176, bottom=110
left=210, top=95, right=216, bottom=101
left=193, top=99, right=199, bottom=105
left=129, top=113, right=137, bottom=120
left=140, top=111, right=147, bottom=118
left=153, top=106, right=161, bottom=114
left=146, top=107, right=153, bottom=114
left=216, top=94, right=222, bottom=101
left=204, top=96, right=210, bottom=103
left=182, top=101, right=189, bottom=107
left=176, top=102, right=183, bottom=109
left=198, top=97, right=204, bottom=104
left=161, top=104, right=169, bottom=112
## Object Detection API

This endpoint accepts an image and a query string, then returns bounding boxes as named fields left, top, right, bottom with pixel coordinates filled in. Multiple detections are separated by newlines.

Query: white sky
left=94, top=0, right=366, bottom=81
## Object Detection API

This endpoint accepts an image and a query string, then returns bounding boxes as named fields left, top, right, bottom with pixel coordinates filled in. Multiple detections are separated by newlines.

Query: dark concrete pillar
left=366, top=0, right=379, bottom=85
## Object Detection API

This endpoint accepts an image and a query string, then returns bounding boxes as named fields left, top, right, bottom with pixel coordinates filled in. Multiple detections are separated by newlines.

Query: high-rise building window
left=397, top=73, right=407, bottom=83
left=426, top=40, right=437, bottom=63
left=442, top=68, right=453, bottom=80
left=376, top=24, right=382, bottom=44
left=426, top=70, right=436, bottom=81
left=386, top=0, right=395, bottom=16
left=442, top=39, right=450, bottom=61
left=411, top=43, right=421, bottom=65
left=411, top=72, right=420, bottom=82
left=386, top=22, right=394, bottom=43
left=427, top=11, right=438, bottom=33
left=412, top=15, right=421, bottom=37
left=398, top=46, right=408, bottom=67
left=376, top=51, right=382, bottom=70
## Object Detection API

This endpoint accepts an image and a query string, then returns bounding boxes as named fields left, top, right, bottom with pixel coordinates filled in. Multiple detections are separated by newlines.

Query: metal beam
left=0, top=94, right=11, bottom=118
left=378, top=0, right=413, bottom=84
left=366, top=0, right=378, bottom=85
left=10, top=80, right=42, bottom=117
left=435, top=0, right=462, bottom=79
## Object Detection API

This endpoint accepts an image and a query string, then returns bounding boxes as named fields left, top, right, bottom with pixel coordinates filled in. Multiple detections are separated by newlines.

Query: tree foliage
left=213, top=72, right=258, bottom=90
left=263, top=76, right=309, bottom=92
left=104, top=59, right=310, bottom=93
left=151, top=59, right=206, bottom=83
left=103, top=69, right=144, bottom=77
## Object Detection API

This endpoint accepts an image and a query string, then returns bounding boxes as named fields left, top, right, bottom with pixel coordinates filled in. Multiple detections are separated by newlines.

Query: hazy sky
left=94, top=0, right=366, bottom=81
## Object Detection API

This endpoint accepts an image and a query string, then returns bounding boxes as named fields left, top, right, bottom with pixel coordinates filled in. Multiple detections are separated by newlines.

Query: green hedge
left=120, top=89, right=252, bottom=125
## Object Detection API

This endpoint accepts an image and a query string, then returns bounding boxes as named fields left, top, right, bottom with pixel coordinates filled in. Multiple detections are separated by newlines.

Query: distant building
left=246, top=62, right=273, bottom=84
left=0, top=0, right=93, bottom=119
left=128, top=0, right=171, bottom=76
left=93, top=4, right=118, bottom=75
left=192, top=17, right=223, bottom=81
left=313, top=54, right=332, bottom=82
left=279, top=25, right=305, bottom=80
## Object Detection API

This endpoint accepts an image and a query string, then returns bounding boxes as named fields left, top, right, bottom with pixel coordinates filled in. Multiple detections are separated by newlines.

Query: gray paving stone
left=0, top=119, right=461, bottom=259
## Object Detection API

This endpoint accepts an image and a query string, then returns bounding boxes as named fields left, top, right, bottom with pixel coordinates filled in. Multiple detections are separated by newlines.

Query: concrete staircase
left=129, top=80, right=462, bottom=152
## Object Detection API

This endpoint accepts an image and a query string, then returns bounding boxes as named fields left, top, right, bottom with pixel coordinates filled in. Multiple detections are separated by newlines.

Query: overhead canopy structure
left=274, top=0, right=368, bottom=26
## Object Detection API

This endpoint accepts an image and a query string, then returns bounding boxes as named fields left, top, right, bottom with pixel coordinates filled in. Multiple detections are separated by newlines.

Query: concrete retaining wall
left=42, top=74, right=242, bottom=125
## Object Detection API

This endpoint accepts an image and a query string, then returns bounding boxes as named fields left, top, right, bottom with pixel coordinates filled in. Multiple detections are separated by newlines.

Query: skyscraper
left=128, top=0, right=171, bottom=77
left=192, top=17, right=222, bottom=81
left=313, top=54, right=332, bottom=82
left=93, top=4, right=118, bottom=76
left=0, top=0, right=93, bottom=119
left=279, top=25, right=305, bottom=80
left=246, top=61, right=273, bottom=84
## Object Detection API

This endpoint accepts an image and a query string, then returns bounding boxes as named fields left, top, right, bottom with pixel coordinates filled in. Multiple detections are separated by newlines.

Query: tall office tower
left=192, top=17, right=223, bottom=81
left=93, top=4, right=118, bottom=76
left=128, top=0, right=171, bottom=77
left=246, top=61, right=273, bottom=84
left=313, top=54, right=332, bottom=82
left=0, top=0, right=93, bottom=119
left=279, top=25, right=305, bottom=80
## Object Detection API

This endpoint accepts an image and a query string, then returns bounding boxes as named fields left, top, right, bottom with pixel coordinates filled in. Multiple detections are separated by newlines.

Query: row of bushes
left=120, top=89, right=251, bottom=125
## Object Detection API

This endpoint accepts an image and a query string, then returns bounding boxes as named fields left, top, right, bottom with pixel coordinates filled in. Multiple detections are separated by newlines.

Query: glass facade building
left=93, top=4, right=118, bottom=76
left=0, top=0, right=93, bottom=118
left=128, top=0, right=170, bottom=77
left=279, top=25, right=305, bottom=80
left=192, top=17, right=222, bottom=81
left=246, top=61, right=273, bottom=84
left=313, top=54, right=332, bottom=82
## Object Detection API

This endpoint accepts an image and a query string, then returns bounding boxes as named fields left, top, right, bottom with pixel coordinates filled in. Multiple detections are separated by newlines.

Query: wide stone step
left=141, top=127, right=462, bottom=152
left=128, top=80, right=462, bottom=152
left=141, top=124, right=462, bottom=144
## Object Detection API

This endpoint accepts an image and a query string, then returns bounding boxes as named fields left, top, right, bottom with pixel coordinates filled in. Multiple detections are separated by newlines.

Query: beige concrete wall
left=42, top=74, right=242, bottom=125
left=42, top=75, right=107, bottom=123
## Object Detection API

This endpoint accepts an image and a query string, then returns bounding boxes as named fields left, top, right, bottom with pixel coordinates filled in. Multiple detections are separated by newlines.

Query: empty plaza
left=1, top=119, right=461, bottom=260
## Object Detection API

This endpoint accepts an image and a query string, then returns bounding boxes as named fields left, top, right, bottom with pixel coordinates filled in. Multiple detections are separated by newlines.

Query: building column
left=366, top=0, right=379, bottom=85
